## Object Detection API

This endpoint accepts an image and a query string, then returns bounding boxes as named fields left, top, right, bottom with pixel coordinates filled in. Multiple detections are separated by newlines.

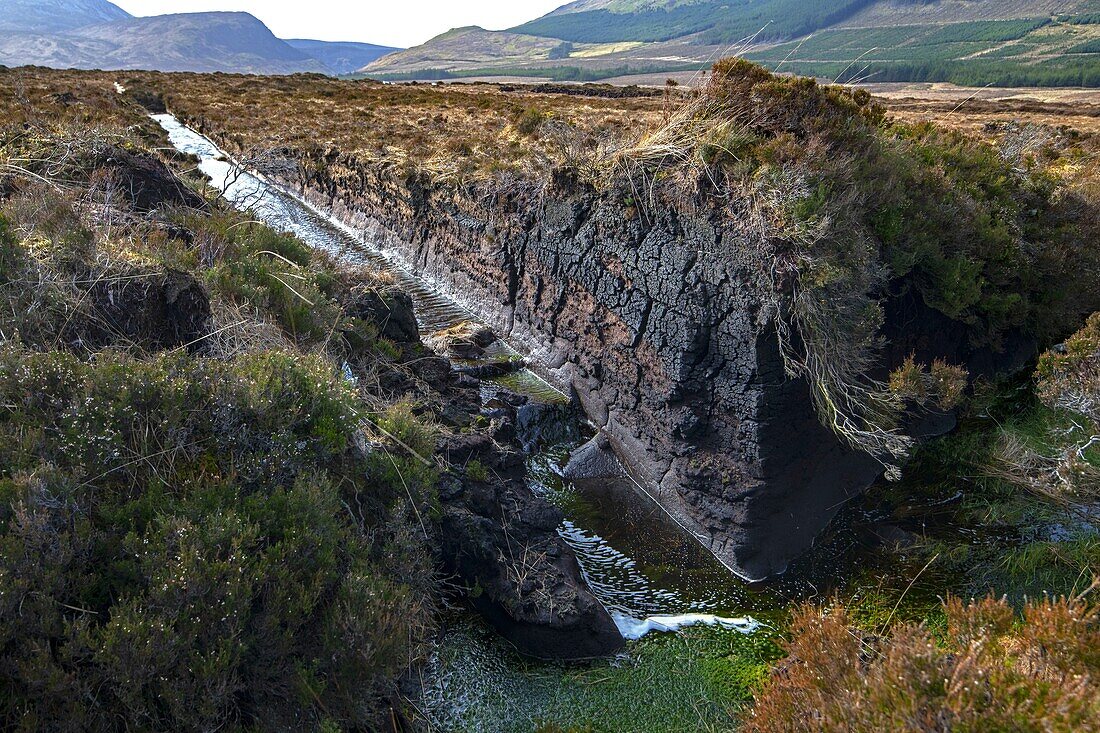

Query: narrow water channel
left=154, top=113, right=783, bottom=727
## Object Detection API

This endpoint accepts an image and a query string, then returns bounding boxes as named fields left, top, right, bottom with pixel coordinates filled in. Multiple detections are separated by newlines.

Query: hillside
left=512, top=0, right=880, bottom=44
left=284, top=39, right=401, bottom=75
left=0, top=11, right=331, bottom=75
left=516, top=0, right=1096, bottom=43
left=0, top=0, right=131, bottom=32
left=362, top=0, right=1100, bottom=86
left=747, top=14, right=1100, bottom=85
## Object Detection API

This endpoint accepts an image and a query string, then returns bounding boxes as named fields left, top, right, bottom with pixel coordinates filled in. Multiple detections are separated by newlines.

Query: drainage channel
left=153, top=113, right=774, bottom=640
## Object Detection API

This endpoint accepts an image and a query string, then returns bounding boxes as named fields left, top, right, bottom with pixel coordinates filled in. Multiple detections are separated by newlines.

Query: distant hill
left=0, top=10, right=331, bottom=75
left=0, top=0, right=131, bottom=33
left=362, top=0, right=1100, bottom=86
left=363, top=26, right=581, bottom=76
left=285, top=39, right=400, bottom=75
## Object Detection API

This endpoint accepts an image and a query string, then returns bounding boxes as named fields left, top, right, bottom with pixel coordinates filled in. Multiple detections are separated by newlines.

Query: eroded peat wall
left=276, top=151, right=882, bottom=580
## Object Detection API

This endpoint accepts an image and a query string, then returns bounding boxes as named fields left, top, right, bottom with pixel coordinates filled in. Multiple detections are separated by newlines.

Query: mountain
left=0, top=11, right=331, bottom=75
left=0, top=0, right=131, bottom=33
left=284, top=39, right=400, bottom=75
left=361, top=0, right=1100, bottom=86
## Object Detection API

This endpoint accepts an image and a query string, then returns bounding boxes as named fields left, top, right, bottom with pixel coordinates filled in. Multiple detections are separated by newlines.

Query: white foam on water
left=613, top=612, right=760, bottom=640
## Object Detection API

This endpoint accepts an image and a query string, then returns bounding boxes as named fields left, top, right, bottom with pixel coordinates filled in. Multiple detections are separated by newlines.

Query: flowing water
left=155, top=114, right=787, bottom=729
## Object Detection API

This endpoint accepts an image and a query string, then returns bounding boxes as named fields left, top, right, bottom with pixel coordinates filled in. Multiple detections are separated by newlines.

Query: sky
left=111, top=0, right=568, bottom=48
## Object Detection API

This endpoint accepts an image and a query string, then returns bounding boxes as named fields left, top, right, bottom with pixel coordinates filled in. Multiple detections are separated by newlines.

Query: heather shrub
left=1036, top=312, right=1100, bottom=423
left=0, top=208, right=89, bottom=350
left=889, top=356, right=969, bottom=411
left=745, top=594, right=1100, bottom=732
left=514, top=107, right=549, bottom=136
left=0, top=349, right=436, bottom=731
left=987, top=315, right=1100, bottom=503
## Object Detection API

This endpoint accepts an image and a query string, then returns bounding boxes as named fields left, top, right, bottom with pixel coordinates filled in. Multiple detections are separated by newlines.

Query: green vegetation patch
left=173, top=210, right=345, bottom=344
left=748, top=18, right=1100, bottom=87
left=369, top=63, right=703, bottom=83
left=0, top=102, right=447, bottom=731
left=865, top=362, right=1099, bottom=605
left=425, top=620, right=784, bottom=733
left=923, top=18, right=1051, bottom=44
left=1070, top=37, right=1100, bottom=53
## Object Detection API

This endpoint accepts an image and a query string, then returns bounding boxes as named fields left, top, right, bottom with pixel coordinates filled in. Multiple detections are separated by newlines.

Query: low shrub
left=0, top=109, right=445, bottom=732
left=0, top=348, right=436, bottom=731
left=1036, top=312, right=1100, bottom=423
left=0, top=207, right=86, bottom=350
left=986, top=314, right=1100, bottom=503
left=514, top=107, right=549, bottom=136
left=889, top=356, right=969, bottom=411
left=466, top=459, right=490, bottom=483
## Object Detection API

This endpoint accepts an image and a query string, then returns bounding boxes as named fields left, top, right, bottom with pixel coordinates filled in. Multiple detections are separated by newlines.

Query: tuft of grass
left=175, top=210, right=345, bottom=346
left=466, top=459, right=490, bottom=483
left=514, top=107, right=549, bottom=136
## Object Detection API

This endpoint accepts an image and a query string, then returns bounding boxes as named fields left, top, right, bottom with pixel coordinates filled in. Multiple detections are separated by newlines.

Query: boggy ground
left=1, top=65, right=1098, bottom=731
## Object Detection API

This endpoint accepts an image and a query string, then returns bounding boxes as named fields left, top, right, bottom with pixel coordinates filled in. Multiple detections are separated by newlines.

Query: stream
left=154, top=114, right=787, bottom=729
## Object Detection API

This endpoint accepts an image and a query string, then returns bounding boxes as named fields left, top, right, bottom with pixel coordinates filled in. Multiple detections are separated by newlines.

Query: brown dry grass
left=5, top=65, right=1100, bottom=176
left=145, top=72, right=666, bottom=178
left=0, top=66, right=671, bottom=180
left=867, top=83, right=1100, bottom=137
left=0, top=68, right=164, bottom=142
left=746, top=592, right=1100, bottom=733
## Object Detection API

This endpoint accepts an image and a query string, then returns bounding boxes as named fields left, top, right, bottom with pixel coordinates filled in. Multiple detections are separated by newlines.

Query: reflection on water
left=528, top=448, right=782, bottom=627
